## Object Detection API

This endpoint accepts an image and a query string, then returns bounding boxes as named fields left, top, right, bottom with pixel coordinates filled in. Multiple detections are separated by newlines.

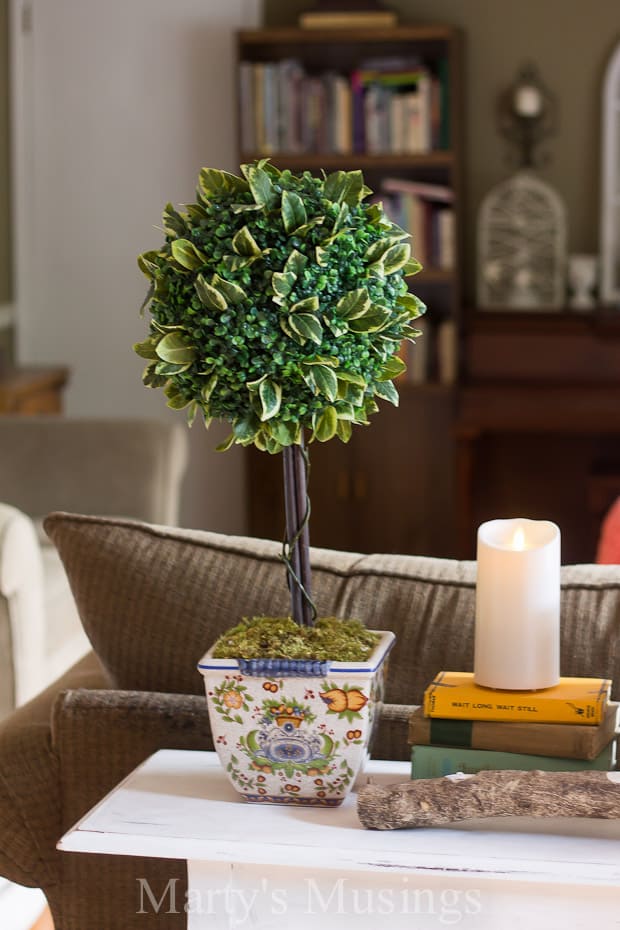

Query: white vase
left=198, top=630, right=395, bottom=806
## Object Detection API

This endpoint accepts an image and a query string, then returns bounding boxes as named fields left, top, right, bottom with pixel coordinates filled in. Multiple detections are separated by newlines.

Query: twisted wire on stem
left=282, top=434, right=317, bottom=626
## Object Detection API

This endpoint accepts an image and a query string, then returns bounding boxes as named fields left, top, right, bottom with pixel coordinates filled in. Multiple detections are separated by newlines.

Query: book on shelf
left=423, top=671, right=612, bottom=725
left=410, top=739, right=617, bottom=779
left=298, top=10, right=398, bottom=29
left=409, top=701, right=620, bottom=760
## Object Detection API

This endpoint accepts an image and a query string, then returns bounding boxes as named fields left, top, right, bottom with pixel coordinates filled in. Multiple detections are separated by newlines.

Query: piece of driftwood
left=357, top=770, right=620, bottom=830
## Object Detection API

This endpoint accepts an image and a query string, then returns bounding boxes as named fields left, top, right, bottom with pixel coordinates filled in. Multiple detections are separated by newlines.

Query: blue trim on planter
left=237, top=657, right=330, bottom=677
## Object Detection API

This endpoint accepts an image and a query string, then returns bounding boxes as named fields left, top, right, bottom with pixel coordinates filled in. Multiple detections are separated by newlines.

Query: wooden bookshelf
left=238, top=25, right=463, bottom=557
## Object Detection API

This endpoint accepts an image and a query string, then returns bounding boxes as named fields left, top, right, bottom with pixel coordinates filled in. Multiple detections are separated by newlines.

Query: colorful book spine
left=424, top=671, right=611, bottom=725
left=411, top=740, right=617, bottom=779
left=409, top=702, right=620, bottom=760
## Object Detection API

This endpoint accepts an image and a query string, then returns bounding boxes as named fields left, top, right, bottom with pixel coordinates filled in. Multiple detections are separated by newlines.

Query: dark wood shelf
left=238, top=25, right=457, bottom=45
left=239, top=151, right=455, bottom=170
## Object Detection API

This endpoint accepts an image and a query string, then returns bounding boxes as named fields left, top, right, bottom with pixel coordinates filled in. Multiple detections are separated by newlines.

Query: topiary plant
left=135, top=160, right=424, bottom=630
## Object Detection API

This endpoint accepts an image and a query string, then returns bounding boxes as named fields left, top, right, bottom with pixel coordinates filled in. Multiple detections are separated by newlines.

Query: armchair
left=1, top=515, right=620, bottom=928
left=0, top=417, right=188, bottom=717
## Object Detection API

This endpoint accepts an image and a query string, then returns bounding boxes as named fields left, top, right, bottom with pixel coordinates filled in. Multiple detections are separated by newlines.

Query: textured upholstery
left=0, top=516, right=619, bottom=928
left=0, top=417, right=189, bottom=718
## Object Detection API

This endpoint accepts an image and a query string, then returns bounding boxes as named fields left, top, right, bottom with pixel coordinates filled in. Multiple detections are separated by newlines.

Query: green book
left=411, top=739, right=617, bottom=779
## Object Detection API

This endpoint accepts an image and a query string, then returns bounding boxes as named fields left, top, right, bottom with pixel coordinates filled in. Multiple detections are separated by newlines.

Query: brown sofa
left=1, top=513, right=619, bottom=929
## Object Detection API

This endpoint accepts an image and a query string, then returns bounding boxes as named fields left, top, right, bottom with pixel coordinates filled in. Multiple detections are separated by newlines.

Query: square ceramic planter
left=198, top=630, right=395, bottom=806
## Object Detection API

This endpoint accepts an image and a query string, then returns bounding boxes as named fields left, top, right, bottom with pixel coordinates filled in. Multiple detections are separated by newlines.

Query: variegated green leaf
left=171, top=238, right=205, bottom=271
left=336, top=288, right=370, bottom=321
left=340, top=170, right=365, bottom=207
left=201, top=373, right=218, bottom=404
left=295, top=216, right=325, bottom=236
left=246, top=373, right=267, bottom=391
left=258, top=378, right=282, bottom=421
left=334, top=401, right=355, bottom=421
left=270, top=420, right=299, bottom=447
left=186, top=401, right=198, bottom=427
left=133, top=337, right=159, bottom=360
left=155, top=332, right=197, bottom=365
left=402, top=325, right=424, bottom=340
left=162, top=203, right=187, bottom=238
left=398, top=292, right=427, bottom=318
left=303, top=356, right=339, bottom=368
left=232, top=225, right=262, bottom=257
left=291, top=295, right=319, bottom=314
left=348, top=306, right=392, bottom=333
left=230, top=202, right=263, bottom=214
left=338, top=380, right=364, bottom=407
left=332, top=202, right=350, bottom=233
left=279, top=316, right=296, bottom=340
left=272, top=271, right=296, bottom=300
left=222, top=253, right=257, bottom=273
left=377, top=356, right=407, bottom=381
left=316, top=245, right=330, bottom=266
left=323, top=171, right=347, bottom=202
left=212, top=273, right=246, bottom=305
left=313, top=406, right=338, bottom=442
left=151, top=321, right=186, bottom=334
left=142, top=363, right=167, bottom=389
left=284, top=249, right=307, bottom=276
left=137, top=251, right=160, bottom=280
left=233, top=413, right=261, bottom=444
left=403, top=257, right=423, bottom=276
left=215, top=432, right=235, bottom=452
left=289, top=313, right=323, bottom=345
left=195, top=274, right=228, bottom=311
left=246, top=165, right=278, bottom=210
left=336, top=419, right=352, bottom=443
left=199, top=168, right=249, bottom=199
left=165, top=388, right=191, bottom=410
left=365, top=236, right=408, bottom=263
left=185, top=202, right=209, bottom=222
left=374, top=380, right=399, bottom=406
left=311, top=365, right=338, bottom=401
left=154, top=360, right=190, bottom=376
left=281, top=189, right=307, bottom=234
left=383, top=242, right=411, bottom=275
left=337, top=370, right=366, bottom=387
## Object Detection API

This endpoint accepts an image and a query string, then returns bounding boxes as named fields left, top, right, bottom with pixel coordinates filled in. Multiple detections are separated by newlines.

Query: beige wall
left=265, top=0, right=619, bottom=303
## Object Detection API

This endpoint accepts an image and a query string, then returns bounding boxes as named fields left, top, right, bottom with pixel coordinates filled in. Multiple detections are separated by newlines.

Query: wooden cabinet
left=456, top=312, right=620, bottom=562
left=238, top=25, right=463, bottom=556
left=0, top=367, right=69, bottom=414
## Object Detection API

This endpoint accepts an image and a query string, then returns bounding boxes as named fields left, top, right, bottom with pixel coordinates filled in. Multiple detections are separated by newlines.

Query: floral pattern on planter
left=198, top=630, right=395, bottom=806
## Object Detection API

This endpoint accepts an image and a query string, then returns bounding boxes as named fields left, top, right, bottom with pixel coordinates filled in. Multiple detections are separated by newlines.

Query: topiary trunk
left=282, top=435, right=314, bottom=626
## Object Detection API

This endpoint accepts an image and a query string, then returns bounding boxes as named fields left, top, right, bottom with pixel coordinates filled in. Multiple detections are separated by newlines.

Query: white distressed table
left=58, top=749, right=620, bottom=929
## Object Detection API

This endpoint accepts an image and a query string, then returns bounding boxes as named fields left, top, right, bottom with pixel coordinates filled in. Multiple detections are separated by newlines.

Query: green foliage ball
left=135, top=160, right=425, bottom=453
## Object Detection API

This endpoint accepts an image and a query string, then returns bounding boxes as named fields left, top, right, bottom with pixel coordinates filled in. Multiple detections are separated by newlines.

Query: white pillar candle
left=474, top=518, right=560, bottom=690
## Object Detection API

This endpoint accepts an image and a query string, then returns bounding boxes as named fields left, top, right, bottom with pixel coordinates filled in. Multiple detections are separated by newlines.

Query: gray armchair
left=0, top=416, right=188, bottom=718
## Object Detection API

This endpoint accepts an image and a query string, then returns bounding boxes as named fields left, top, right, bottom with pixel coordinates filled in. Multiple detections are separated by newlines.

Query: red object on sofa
left=596, top=497, right=620, bottom=563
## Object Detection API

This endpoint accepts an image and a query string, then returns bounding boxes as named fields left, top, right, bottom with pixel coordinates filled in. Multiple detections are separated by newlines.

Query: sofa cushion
left=44, top=512, right=620, bottom=704
left=44, top=513, right=479, bottom=703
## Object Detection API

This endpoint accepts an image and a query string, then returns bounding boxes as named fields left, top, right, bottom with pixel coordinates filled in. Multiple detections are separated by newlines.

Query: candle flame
left=512, top=527, right=526, bottom=551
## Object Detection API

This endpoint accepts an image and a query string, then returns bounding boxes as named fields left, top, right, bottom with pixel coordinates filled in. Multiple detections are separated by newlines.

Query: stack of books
left=409, top=671, right=618, bottom=779
left=237, top=55, right=450, bottom=157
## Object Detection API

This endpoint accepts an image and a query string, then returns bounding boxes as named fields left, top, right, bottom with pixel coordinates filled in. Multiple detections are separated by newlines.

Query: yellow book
left=423, top=672, right=611, bottom=725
